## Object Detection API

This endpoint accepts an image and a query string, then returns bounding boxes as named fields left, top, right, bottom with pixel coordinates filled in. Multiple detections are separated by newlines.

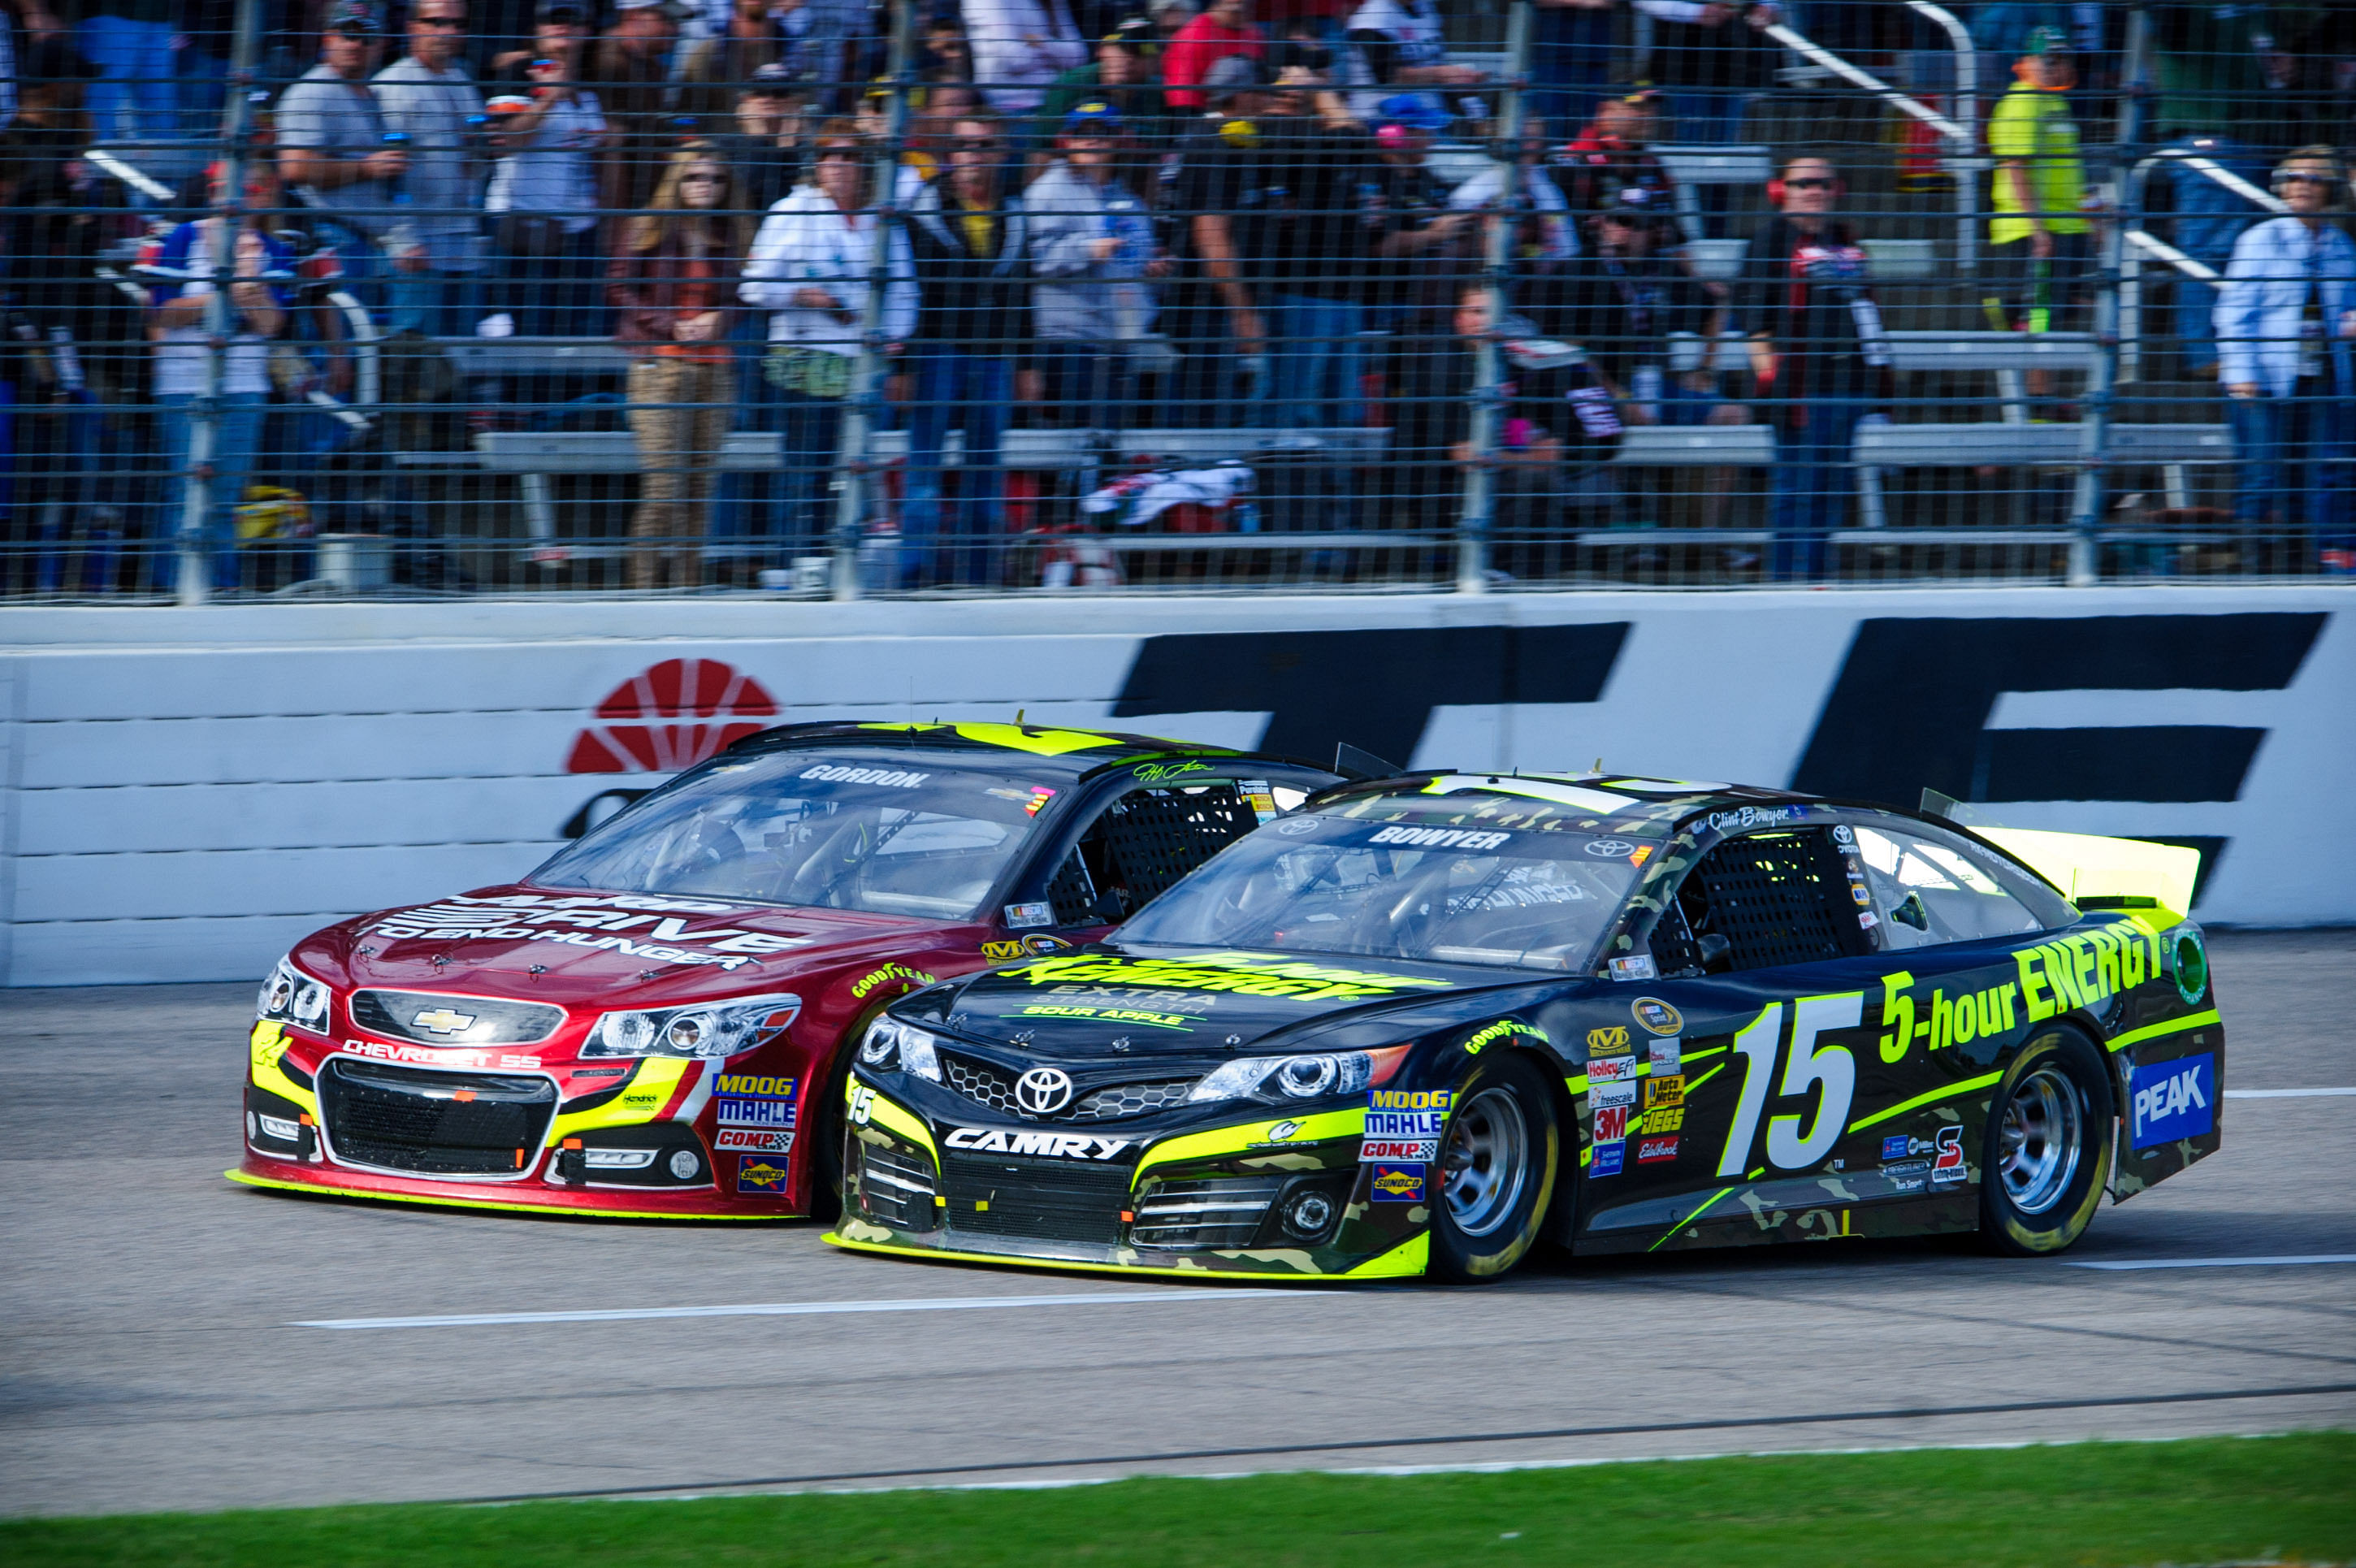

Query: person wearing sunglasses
left=373, top=0, right=487, bottom=336
left=1739, top=154, right=1892, bottom=581
left=609, top=142, right=749, bottom=590
left=740, top=121, right=918, bottom=565
left=2216, top=146, right=2356, bottom=572
left=902, top=113, right=1033, bottom=587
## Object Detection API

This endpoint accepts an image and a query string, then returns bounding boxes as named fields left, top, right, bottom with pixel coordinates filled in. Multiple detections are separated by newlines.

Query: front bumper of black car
left=822, top=1070, right=1433, bottom=1280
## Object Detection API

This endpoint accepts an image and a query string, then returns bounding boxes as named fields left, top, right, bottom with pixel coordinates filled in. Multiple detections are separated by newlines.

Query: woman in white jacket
left=739, top=120, right=920, bottom=562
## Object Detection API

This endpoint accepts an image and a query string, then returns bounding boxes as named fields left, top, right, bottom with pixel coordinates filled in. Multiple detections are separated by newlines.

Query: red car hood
left=305, top=883, right=946, bottom=1007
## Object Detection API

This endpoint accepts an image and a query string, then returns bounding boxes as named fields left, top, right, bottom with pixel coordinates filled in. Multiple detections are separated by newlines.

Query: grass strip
left=4, top=1430, right=2351, bottom=1567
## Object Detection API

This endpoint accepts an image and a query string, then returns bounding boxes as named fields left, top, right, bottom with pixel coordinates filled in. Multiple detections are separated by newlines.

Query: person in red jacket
left=1164, top=0, right=1267, bottom=110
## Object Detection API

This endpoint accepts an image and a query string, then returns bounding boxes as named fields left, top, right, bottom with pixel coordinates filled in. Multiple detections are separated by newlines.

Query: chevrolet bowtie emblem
left=412, top=1007, right=477, bottom=1036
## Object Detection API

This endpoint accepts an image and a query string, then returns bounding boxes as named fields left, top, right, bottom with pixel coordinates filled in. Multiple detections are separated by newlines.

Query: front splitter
left=823, top=1225, right=1428, bottom=1281
left=226, top=1164, right=800, bottom=1222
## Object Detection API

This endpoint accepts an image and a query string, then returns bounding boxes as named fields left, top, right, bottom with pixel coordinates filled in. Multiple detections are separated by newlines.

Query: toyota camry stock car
left=231, top=722, right=1338, bottom=1218
left=829, top=773, right=2222, bottom=1281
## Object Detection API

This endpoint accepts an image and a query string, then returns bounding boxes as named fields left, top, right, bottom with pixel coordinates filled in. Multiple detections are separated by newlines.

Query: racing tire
left=1978, top=1025, right=2114, bottom=1257
left=1429, top=1053, right=1560, bottom=1284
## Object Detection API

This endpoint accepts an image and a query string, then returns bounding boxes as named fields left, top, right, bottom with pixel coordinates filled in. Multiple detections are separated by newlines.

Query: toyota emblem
left=1015, top=1067, right=1076, bottom=1115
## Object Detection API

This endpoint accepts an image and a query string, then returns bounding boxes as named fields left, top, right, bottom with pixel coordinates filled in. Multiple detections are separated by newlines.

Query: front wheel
left=1428, top=1053, right=1559, bottom=1284
left=1979, top=1026, right=2114, bottom=1256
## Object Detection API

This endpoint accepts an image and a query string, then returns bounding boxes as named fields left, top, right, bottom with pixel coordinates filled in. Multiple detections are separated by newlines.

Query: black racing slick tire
left=1429, top=1053, right=1560, bottom=1284
left=1979, top=1025, right=2114, bottom=1257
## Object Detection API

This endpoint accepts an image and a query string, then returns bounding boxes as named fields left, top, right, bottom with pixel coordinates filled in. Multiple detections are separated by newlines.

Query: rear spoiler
left=1976, top=828, right=2200, bottom=926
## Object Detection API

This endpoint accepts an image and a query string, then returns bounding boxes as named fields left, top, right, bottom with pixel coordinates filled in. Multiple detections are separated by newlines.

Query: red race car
left=231, top=722, right=1337, bottom=1219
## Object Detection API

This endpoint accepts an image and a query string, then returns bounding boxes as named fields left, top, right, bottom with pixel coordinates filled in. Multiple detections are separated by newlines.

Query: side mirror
left=1893, top=892, right=1929, bottom=931
left=1697, top=932, right=1733, bottom=972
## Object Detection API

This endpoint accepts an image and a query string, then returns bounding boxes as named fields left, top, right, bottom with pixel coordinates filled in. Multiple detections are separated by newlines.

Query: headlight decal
left=855, top=1017, right=943, bottom=1081
left=1185, top=1045, right=1410, bottom=1107
left=257, top=956, right=332, bottom=1035
left=583, top=993, right=803, bottom=1060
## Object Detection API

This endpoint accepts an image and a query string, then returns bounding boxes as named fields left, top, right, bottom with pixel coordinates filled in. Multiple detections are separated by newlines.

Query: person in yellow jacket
left=1987, top=24, right=2091, bottom=401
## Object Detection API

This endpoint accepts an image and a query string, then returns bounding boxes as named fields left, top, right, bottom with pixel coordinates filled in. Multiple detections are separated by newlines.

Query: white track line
left=294, top=1289, right=1330, bottom=1330
left=2224, top=1087, right=2356, bottom=1098
left=2065, top=1254, right=2356, bottom=1271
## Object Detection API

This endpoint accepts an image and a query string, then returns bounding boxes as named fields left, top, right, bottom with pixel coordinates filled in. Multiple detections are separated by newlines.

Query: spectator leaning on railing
left=372, top=0, right=487, bottom=338
left=148, top=160, right=293, bottom=596
left=2216, top=145, right=2356, bottom=574
left=609, top=140, right=747, bottom=591
left=276, top=0, right=405, bottom=314
left=740, top=120, right=918, bottom=562
left=903, top=110, right=1033, bottom=588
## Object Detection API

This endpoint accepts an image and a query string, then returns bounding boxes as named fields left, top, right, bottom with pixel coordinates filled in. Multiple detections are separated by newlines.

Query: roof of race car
left=721, top=720, right=1319, bottom=778
left=1329, top=770, right=1821, bottom=832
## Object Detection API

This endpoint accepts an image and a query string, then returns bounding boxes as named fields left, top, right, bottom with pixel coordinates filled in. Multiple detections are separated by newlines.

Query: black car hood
left=915, top=942, right=1567, bottom=1062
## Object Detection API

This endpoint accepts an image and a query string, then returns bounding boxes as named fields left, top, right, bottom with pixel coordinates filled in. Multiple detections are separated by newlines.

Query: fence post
left=1457, top=0, right=1533, bottom=594
left=1903, top=2, right=1977, bottom=276
left=2066, top=4, right=2153, bottom=586
left=831, top=0, right=916, bottom=601
left=176, top=0, right=264, bottom=605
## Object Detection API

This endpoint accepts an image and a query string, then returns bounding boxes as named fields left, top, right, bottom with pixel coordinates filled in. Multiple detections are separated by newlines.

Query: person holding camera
left=2216, top=145, right=2356, bottom=572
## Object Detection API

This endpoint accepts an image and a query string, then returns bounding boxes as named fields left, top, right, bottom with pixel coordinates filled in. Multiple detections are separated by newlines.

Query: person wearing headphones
left=2216, top=145, right=2356, bottom=573
left=1739, top=154, right=1891, bottom=581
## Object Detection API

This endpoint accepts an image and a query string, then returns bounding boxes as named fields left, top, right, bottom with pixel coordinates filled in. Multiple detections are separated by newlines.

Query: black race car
left=827, top=773, right=2220, bottom=1282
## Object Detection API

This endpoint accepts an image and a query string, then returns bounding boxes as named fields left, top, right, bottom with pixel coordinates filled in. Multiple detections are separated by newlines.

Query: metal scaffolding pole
left=832, top=0, right=917, bottom=601
left=1457, top=0, right=1533, bottom=595
left=175, top=0, right=264, bottom=604
left=2065, top=4, right=2154, bottom=586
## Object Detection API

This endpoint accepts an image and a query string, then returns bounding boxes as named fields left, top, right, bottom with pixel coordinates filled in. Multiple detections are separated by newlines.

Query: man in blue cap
left=1024, top=97, right=1169, bottom=429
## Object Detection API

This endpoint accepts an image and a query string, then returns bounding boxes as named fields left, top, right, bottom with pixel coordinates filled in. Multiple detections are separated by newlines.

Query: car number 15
left=1717, top=994, right=1864, bottom=1178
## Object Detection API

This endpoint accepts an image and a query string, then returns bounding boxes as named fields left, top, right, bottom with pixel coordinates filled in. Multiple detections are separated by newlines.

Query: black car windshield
left=1116, top=790, right=1654, bottom=972
left=533, top=750, right=1065, bottom=918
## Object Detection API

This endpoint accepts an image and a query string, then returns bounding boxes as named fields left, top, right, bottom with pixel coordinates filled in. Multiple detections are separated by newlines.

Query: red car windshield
left=534, top=750, right=1063, bottom=919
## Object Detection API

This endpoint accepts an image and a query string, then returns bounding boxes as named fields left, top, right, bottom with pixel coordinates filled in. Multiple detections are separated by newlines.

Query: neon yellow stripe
left=2105, top=1009, right=2220, bottom=1055
left=1649, top=1184, right=1737, bottom=1252
left=223, top=1168, right=790, bottom=1221
left=1680, top=1044, right=1728, bottom=1065
left=1847, top=1071, right=2005, bottom=1134
left=1683, top=1062, right=1725, bottom=1096
left=1342, top=1233, right=1430, bottom=1278
left=821, top=1230, right=1392, bottom=1282
left=1134, top=1107, right=1365, bottom=1182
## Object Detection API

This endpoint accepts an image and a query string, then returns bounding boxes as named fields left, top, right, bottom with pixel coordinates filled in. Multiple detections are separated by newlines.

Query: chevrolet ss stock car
left=232, top=722, right=1338, bottom=1218
left=830, top=773, right=2222, bottom=1282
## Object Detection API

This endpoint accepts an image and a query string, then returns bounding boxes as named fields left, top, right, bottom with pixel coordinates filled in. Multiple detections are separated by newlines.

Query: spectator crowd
left=2, top=0, right=2354, bottom=594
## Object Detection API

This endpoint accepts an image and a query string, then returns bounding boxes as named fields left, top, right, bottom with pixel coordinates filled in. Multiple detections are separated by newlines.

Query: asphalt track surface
left=3, top=931, right=2352, bottom=1517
